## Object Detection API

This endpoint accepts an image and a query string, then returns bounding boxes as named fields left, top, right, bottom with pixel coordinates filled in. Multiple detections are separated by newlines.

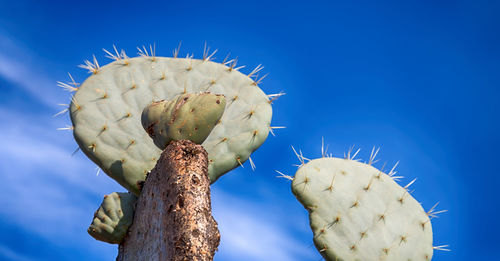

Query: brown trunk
left=117, top=140, right=220, bottom=261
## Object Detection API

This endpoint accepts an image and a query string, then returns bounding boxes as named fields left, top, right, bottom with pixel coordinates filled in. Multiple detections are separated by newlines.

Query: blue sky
left=0, top=0, right=498, bottom=260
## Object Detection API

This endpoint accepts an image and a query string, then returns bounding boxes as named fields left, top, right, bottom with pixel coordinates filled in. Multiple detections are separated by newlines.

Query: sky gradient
left=1, top=0, right=499, bottom=260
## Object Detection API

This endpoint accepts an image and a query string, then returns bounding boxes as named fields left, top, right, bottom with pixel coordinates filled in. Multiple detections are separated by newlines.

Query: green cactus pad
left=141, top=92, right=226, bottom=147
left=70, top=56, right=272, bottom=195
left=88, top=192, right=137, bottom=244
left=292, top=157, right=433, bottom=261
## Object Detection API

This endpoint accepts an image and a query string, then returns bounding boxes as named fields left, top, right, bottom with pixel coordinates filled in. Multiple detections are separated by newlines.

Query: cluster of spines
left=278, top=139, right=449, bottom=259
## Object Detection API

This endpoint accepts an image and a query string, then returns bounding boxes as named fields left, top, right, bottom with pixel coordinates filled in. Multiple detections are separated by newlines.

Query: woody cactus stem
left=117, top=140, right=220, bottom=261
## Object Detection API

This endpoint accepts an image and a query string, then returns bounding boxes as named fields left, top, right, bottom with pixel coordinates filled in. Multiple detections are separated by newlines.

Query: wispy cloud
left=212, top=191, right=317, bottom=261
left=0, top=33, right=63, bottom=108
left=0, top=32, right=121, bottom=260
left=0, top=245, right=34, bottom=261
left=0, top=107, right=123, bottom=246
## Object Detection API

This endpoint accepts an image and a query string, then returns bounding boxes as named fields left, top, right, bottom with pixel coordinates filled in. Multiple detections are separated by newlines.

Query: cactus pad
left=70, top=56, right=272, bottom=195
left=88, top=192, right=137, bottom=244
left=141, top=92, right=226, bottom=148
left=292, top=157, right=433, bottom=261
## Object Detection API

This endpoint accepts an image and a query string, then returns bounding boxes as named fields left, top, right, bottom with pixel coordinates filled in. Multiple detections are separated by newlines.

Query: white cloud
left=0, top=245, right=34, bottom=261
left=0, top=107, right=123, bottom=245
left=212, top=191, right=317, bottom=261
left=0, top=34, right=63, bottom=108
left=0, top=33, right=121, bottom=260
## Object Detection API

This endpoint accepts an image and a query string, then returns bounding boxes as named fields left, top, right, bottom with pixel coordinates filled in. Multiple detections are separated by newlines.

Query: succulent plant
left=88, top=192, right=137, bottom=244
left=289, top=147, right=445, bottom=261
left=61, top=45, right=281, bottom=195
left=141, top=92, right=226, bottom=148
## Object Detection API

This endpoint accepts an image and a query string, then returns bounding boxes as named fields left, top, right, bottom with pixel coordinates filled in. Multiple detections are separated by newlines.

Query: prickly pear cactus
left=141, top=92, right=226, bottom=148
left=292, top=157, right=434, bottom=261
left=68, top=51, right=273, bottom=195
left=88, top=192, right=137, bottom=244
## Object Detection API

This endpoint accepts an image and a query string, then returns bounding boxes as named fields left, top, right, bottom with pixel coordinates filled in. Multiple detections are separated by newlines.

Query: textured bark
left=117, top=140, right=220, bottom=261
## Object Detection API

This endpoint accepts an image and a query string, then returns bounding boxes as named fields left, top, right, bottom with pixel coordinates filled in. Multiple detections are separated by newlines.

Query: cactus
left=67, top=47, right=275, bottom=195
left=88, top=192, right=137, bottom=244
left=291, top=151, right=437, bottom=260
left=141, top=92, right=226, bottom=148
left=57, top=45, right=448, bottom=260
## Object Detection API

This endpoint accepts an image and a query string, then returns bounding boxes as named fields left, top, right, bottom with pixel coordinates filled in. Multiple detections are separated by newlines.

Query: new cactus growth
left=67, top=47, right=273, bottom=195
left=88, top=192, right=137, bottom=244
left=291, top=150, right=438, bottom=260
left=141, top=92, right=226, bottom=148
